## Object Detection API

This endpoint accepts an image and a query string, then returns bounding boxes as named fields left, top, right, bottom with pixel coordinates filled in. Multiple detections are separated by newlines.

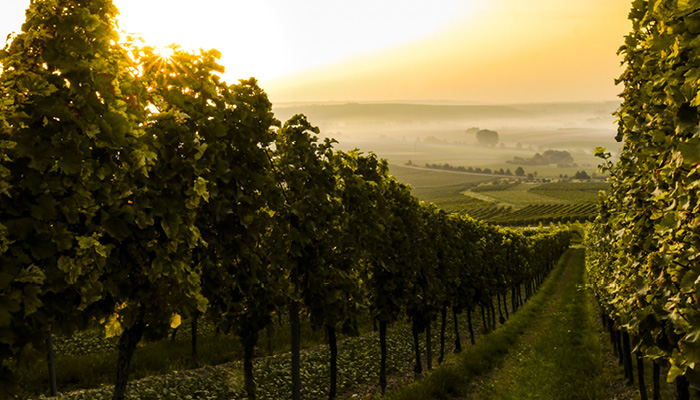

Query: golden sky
left=1, top=0, right=631, bottom=103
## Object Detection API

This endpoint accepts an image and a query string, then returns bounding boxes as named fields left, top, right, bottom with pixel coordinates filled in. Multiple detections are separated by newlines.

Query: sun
left=155, top=46, right=175, bottom=60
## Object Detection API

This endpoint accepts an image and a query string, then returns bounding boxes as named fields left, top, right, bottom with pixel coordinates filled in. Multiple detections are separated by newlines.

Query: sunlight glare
left=113, top=0, right=484, bottom=82
left=155, top=46, right=175, bottom=60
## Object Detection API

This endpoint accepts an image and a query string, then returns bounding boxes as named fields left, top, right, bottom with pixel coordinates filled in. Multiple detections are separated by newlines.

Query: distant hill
left=272, top=101, right=619, bottom=126
left=274, top=103, right=527, bottom=123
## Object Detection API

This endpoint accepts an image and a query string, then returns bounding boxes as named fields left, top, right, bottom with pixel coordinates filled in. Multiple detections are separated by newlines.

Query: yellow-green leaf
left=194, top=177, right=209, bottom=202
left=104, top=313, right=123, bottom=338
left=170, top=313, right=182, bottom=329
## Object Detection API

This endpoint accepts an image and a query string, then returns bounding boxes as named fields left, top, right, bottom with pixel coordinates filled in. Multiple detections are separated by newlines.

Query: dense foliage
left=507, top=149, right=575, bottom=167
left=586, top=0, right=700, bottom=397
left=475, top=129, right=499, bottom=147
left=0, top=1, right=572, bottom=399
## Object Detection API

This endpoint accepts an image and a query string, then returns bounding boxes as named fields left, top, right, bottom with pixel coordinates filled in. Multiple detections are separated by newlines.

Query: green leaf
left=676, top=0, right=700, bottom=14
left=680, top=265, right=700, bottom=295
left=645, top=346, right=668, bottom=360
left=667, top=362, right=685, bottom=383
left=22, top=285, right=42, bottom=317
left=78, top=281, right=103, bottom=309
left=57, top=256, right=80, bottom=284
left=679, top=139, right=700, bottom=164
left=103, top=218, right=130, bottom=240
left=0, top=308, right=12, bottom=328
left=194, top=177, right=209, bottom=202
left=77, top=236, right=100, bottom=250
left=13, top=265, right=45, bottom=285
left=656, top=212, right=679, bottom=231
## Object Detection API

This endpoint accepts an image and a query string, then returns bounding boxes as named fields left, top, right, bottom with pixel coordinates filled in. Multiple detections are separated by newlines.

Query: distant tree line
left=507, top=150, right=574, bottom=167
left=419, top=162, right=516, bottom=176
left=555, top=171, right=593, bottom=181
left=572, top=170, right=590, bottom=180
left=408, top=161, right=545, bottom=180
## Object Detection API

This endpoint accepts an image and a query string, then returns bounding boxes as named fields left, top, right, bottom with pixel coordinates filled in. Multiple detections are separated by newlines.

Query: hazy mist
left=273, top=101, right=621, bottom=178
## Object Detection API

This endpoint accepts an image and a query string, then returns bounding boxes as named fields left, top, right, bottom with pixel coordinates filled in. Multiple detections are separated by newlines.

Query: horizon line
left=271, top=99, right=622, bottom=107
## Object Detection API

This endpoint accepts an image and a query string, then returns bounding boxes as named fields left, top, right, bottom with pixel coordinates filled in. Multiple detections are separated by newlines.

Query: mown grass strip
left=478, top=247, right=607, bottom=399
left=379, top=248, right=576, bottom=400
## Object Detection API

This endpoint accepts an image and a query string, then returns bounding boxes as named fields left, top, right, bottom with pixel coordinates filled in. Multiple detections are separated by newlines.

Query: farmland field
left=529, top=181, right=608, bottom=203
left=273, top=102, right=616, bottom=225
left=387, top=165, right=495, bottom=214
left=388, top=163, right=605, bottom=225
left=464, top=182, right=570, bottom=207
left=275, top=102, right=622, bottom=181
left=388, top=164, right=496, bottom=190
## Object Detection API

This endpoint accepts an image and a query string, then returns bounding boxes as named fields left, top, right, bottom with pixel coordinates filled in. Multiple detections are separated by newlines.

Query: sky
left=1, top=0, right=632, bottom=104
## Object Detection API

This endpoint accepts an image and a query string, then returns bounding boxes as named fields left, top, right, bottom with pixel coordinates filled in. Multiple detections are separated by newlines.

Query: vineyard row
left=0, top=2, right=573, bottom=400
left=586, top=1, right=700, bottom=398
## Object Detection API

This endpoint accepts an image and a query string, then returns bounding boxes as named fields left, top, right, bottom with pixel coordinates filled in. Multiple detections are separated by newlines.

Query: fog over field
left=273, top=101, right=622, bottom=179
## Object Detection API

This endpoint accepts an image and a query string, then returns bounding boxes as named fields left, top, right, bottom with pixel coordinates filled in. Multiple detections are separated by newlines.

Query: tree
left=1, top=2, right=266, bottom=398
left=404, top=205, right=440, bottom=375
left=507, top=150, right=574, bottom=166
left=515, top=166, right=525, bottom=177
left=451, top=215, right=482, bottom=347
left=96, top=43, right=226, bottom=400
left=196, top=78, right=281, bottom=400
left=367, top=178, right=415, bottom=393
left=272, top=115, right=339, bottom=400
left=316, top=150, right=390, bottom=399
left=0, top=1, right=150, bottom=394
left=574, top=170, right=590, bottom=180
left=476, top=129, right=499, bottom=147
left=543, top=150, right=574, bottom=165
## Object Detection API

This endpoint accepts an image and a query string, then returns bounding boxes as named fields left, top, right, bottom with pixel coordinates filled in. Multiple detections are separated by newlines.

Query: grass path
left=463, top=247, right=607, bottom=399
left=383, top=247, right=637, bottom=400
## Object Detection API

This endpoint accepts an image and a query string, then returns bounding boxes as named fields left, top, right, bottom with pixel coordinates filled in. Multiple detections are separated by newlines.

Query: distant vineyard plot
left=465, top=182, right=568, bottom=207
left=486, top=203, right=598, bottom=226
left=390, top=164, right=607, bottom=226
left=388, top=165, right=497, bottom=214
left=464, top=180, right=606, bottom=225
left=465, top=180, right=606, bottom=225
left=528, top=181, right=608, bottom=203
